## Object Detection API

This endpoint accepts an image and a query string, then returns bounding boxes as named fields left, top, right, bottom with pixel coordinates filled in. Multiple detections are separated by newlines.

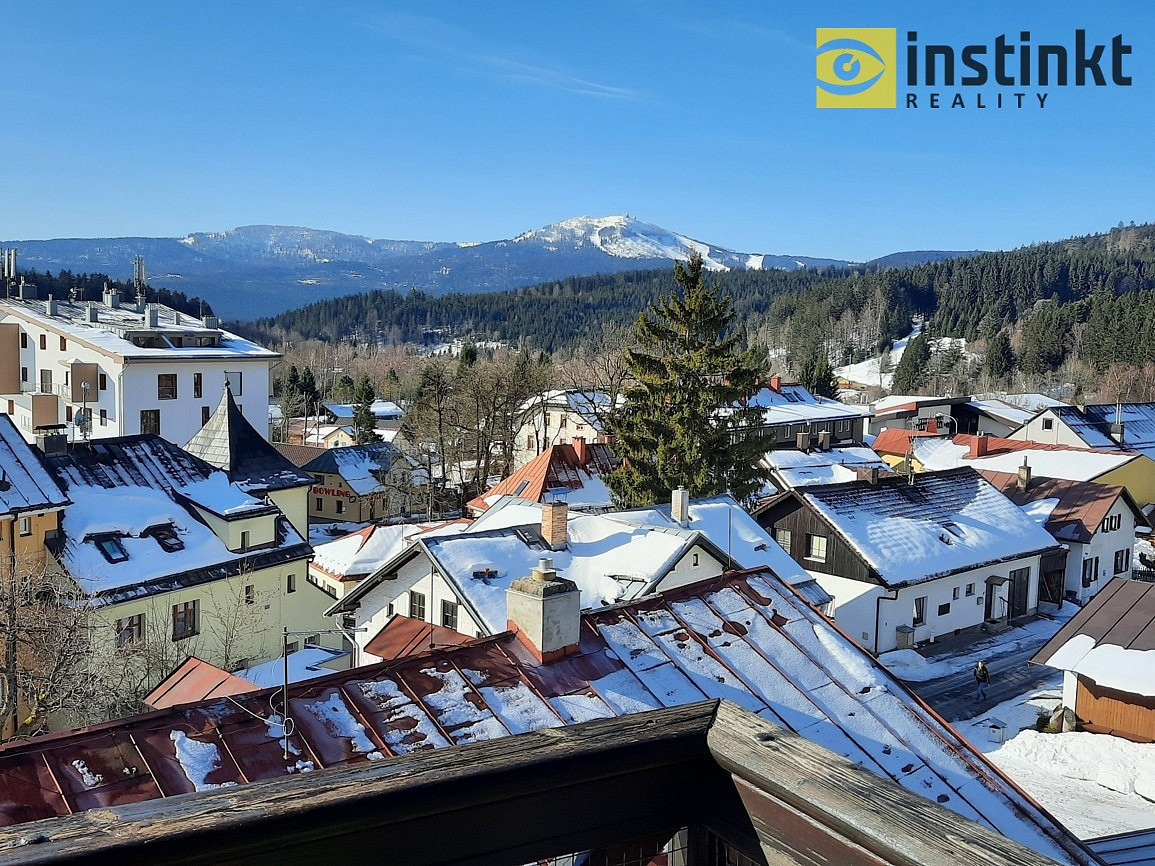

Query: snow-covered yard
left=957, top=680, right=1155, bottom=840
left=835, top=323, right=922, bottom=389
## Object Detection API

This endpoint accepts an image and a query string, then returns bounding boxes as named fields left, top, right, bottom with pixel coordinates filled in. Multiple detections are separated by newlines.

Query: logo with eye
left=816, top=28, right=896, bottom=108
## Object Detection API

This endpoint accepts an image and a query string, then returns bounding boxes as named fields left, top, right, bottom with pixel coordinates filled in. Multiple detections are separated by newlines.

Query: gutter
left=874, top=586, right=899, bottom=656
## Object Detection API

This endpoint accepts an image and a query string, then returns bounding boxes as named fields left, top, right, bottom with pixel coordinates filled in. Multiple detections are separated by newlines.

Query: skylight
left=95, top=536, right=129, bottom=563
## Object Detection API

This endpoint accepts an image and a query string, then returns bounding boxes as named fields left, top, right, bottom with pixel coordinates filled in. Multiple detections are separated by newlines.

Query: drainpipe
left=874, top=586, right=900, bottom=655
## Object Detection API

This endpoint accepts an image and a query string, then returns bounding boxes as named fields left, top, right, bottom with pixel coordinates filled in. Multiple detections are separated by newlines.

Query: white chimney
left=505, top=558, right=581, bottom=662
left=85, top=303, right=99, bottom=323
left=45, top=295, right=57, bottom=316
left=672, top=486, right=690, bottom=526
left=145, top=304, right=159, bottom=327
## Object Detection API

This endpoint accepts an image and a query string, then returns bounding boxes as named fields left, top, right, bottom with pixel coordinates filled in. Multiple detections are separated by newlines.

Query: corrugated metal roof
left=981, top=471, right=1138, bottom=544
left=0, top=569, right=1090, bottom=864
left=1033, top=579, right=1155, bottom=663
left=1087, top=828, right=1155, bottom=865
left=144, top=658, right=257, bottom=710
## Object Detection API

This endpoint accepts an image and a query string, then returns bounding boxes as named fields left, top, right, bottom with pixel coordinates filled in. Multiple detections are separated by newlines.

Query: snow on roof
left=0, top=296, right=276, bottom=360
left=744, top=384, right=868, bottom=425
left=762, top=446, right=891, bottom=488
left=980, top=472, right=1135, bottom=545
left=799, top=468, right=1058, bottom=587
left=517, top=389, right=617, bottom=425
left=881, top=432, right=1139, bottom=482
left=0, top=415, right=69, bottom=514
left=44, top=435, right=309, bottom=598
left=239, top=645, right=349, bottom=689
left=468, top=442, right=619, bottom=514
left=313, top=522, right=439, bottom=579
left=323, top=401, right=404, bottom=420
left=0, top=570, right=1089, bottom=863
left=1053, top=403, right=1155, bottom=459
left=1021, top=497, right=1061, bottom=525
left=968, top=399, right=1036, bottom=427
left=303, top=442, right=403, bottom=496
left=1032, top=579, right=1155, bottom=698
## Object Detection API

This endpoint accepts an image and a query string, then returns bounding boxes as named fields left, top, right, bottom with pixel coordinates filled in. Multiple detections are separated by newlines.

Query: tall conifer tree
left=607, top=254, right=768, bottom=506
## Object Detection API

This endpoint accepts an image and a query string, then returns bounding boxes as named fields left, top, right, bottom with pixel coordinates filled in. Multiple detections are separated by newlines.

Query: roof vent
left=145, top=304, right=159, bottom=327
left=45, top=295, right=57, bottom=316
left=86, top=303, right=99, bottom=323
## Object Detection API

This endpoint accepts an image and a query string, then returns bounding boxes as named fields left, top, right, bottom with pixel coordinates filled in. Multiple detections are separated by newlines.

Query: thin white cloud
left=361, top=10, right=642, bottom=101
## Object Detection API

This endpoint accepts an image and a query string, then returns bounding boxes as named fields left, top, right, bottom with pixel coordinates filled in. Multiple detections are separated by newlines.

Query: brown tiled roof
left=1032, top=578, right=1155, bottom=665
left=274, top=443, right=328, bottom=468
left=872, top=429, right=1133, bottom=461
left=143, top=657, right=257, bottom=710
left=980, top=471, right=1132, bottom=544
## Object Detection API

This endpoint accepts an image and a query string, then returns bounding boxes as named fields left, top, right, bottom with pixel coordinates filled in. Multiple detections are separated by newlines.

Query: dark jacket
left=974, top=663, right=991, bottom=684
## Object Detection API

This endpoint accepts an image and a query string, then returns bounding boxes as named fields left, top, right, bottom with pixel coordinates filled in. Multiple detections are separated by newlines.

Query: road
left=907, top=646, right=1061, bottom=722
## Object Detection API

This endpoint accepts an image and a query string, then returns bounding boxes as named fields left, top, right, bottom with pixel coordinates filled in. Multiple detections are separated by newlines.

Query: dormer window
left=146, top=524, right=185, bottom=552
left=95, top=535, right=129, bottom=563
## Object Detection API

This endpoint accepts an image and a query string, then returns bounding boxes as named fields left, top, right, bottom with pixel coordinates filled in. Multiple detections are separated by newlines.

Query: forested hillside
left=248, top=223, right=1155, bottom=378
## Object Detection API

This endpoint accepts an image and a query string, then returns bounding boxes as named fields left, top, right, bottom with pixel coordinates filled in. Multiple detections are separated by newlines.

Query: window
left=952, top=586, right=960, bottom=600
left=306, top=572, right=338, bottom=599
left=18, top=517, right=31, bottom=537
left=1042, top=418, right=1054, bottom=431
left=965, top=582, right=975, bottom=597
left=525, top=435, right=533, bottom=450
left=409, top=590, right=426, bottom=621
left=39, top=334, right=46, bottom=350
left=6, top=400, right=11, bottom=414
left=336, top=500, right=346, bottom=515
left=806, top=533, right=828, bottom=562
left=774, top=527, right=792, bottom=551
left=315, top=497, right=323, bottom=511
left=96, top=536, right=129, bottom=563
left=441, top=599, right=458, bottom=630
left=1114, top=548, right=1131, bottom=574
left=387, top=602, right=395, bottom=617
left=193, top=372, right=203, bottom=398
left=157, top=373, right=177, bottom=400
left=97, top=408, right=106, bottom=426
left=225, top=371, right=242, bottom=396
left=1082, top=556, right=1099, bottom=588
left=19, top=332, right=26, bottom=349
left=39, top=369, right=52, bottom=392
left=913, top=596, right=927, bottom=627
left=937, top=602, right=951, bottom=616
left=559, top=415, right=567, bottom=429
left=287, top=574, right=296, bottom=593
left=115, top=614, right=143, bottom=647
left=172, top=600, right=199, bottom=640
left=19, top=366, right=27, bottom=384
left=285, top=640, right=299, bottom=655
left=99, top=373, right=107, bottom=391
left=239, top=530, right=250, bottom=552
left=59, top=336, right=66, bottom=351
left=1100, top=514, right=1122, bottom=533
left=201, top=406, right=211, bottom=426
left=543, top=413, right=550, bottom=427
left=244, top=584, right=255, bottom=605
left=140, top=409, right=160, bottom=436
left=148, top=524, right=184, bottom=552
left=692, top=552, right=700, bottom=567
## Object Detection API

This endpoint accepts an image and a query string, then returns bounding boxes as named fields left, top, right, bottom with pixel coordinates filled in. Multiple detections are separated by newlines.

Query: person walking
left=974, top=660, right=991, bottom=701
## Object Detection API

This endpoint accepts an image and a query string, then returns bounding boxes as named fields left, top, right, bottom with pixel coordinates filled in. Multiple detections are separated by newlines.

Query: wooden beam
left=705, top=701, right=1074, bottom=866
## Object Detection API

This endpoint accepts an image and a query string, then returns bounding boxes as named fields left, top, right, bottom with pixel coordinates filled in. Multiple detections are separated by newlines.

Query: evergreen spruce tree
left=607, top=254, right=769, bottom=506
left=984, top=330, right=1015, bottom=380
left=797, top=355, right=839, bottom=399
left=891, top=333, right=931, bottom=393
left=352, top=375, right=380, bottom=444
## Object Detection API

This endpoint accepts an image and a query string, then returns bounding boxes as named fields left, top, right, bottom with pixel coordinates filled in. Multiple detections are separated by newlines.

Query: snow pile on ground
left=958, top=683, right=1155, bottom=839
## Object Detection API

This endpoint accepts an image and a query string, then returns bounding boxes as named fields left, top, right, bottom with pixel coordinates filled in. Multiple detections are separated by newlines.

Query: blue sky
left=4, top=1, right=1153, bottom=260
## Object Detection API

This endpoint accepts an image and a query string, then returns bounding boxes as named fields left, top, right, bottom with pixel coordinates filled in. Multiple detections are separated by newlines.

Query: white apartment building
left=0, top=286, right=277, bottom=445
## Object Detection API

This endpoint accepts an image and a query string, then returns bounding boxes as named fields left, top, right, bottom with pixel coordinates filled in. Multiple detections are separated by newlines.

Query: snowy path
left=834, top=322, right=921, bottom=389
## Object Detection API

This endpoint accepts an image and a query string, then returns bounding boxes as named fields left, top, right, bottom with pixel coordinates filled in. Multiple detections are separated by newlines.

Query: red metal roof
left=364, top=615, right=476, bottom=661
left=143, top=657, right=257, bottom=710
left=467, top=441, right=619, bottom=514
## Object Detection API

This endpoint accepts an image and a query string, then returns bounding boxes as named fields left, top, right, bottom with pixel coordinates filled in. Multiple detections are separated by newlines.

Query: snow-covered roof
left=0, top=415, right=69, bottom=515
left=1050, top=403, right=1155, bottom=459
left=744, top=384, right=869, bottom=425
left=0, top=569, right=1091, bottom=864
left=302, top=441, right=404, bottom=496
left=42, top=435, right=310, bottom=599
left=323, top=401, right=404, bottom=421
left=873, top=430, right=1140, bottom=483
left=793, top=468, right=1059, bottom=587
left=312, top=522, right=444, bottom=580
left=467, top=441, right=619, bottom=514
left=966, top=399, right=1036, bottom=427
left=518, top=389, right=617, bottom=427
left=980, top=471, right=1139, bottom=545
left=0, top=296, right=276, bottom=360
left=238, top=645, right=349, bottom=689
left=761, top=446, right=891, bottom=488
left=1032, top=578, right=1155, bottom=697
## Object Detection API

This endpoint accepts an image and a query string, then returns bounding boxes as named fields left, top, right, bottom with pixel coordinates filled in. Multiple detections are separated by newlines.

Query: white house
left=980, top=469, right=1146, bottom=605
left=740, top=377, right=869, bottom=449
left=326, top=492, right=825, bottom=663
left=0, top=286, right=277, bottom=445
left=513, top=389, right=616, bottom=467
left=754, top=467, right=1062, bottom=654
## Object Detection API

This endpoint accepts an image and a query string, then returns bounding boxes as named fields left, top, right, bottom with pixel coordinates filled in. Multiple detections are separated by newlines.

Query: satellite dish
left=74, top=409, right=92, bottom=434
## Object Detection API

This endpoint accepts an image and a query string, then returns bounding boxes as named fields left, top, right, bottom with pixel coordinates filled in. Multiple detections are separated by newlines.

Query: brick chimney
left=572, top=435, right=588, bottom=466
left=970, top=433, right=990, bottom=459
left=769, top=374, right=782, bottom=392
left=506, top=558, right=581, bottom=663
left=541, top=500, right=568, bottom=550
left=672, top=485, right=690, bottom=526
left=1017, top=457, right=1031, bottom=491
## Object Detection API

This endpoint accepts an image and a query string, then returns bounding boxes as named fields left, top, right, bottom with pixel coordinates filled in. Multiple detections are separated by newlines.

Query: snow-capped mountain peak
left=515, top=214, right=731, bottom=269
